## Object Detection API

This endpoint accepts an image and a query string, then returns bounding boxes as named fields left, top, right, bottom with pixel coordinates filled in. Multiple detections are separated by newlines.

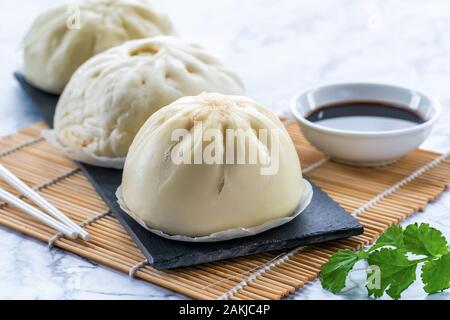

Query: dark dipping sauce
left=305, top=100, right=425, bottom=132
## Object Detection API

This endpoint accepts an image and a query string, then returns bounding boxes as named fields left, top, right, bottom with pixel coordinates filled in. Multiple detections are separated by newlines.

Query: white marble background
left=0, top=0, right=449, bottom=299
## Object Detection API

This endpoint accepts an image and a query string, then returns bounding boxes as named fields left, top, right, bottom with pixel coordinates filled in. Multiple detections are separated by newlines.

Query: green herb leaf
left=367, top=248, right=417, bottom=300
left=404, top=223, right=448, bottom=257
left=320, top=223, right=450, bottom=299
left=369, top=225, right=405, bottom=252
left=421, top=253, right=450, bottom=294
left=320, top=249, right=361, bottom=293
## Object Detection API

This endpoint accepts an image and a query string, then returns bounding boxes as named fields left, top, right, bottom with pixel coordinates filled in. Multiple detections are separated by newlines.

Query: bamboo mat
left=0, top=121, right=449, bottom=300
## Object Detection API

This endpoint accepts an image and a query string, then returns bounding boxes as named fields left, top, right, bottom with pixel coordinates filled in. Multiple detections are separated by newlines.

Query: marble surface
left=0, top=0, right=449, bottom=300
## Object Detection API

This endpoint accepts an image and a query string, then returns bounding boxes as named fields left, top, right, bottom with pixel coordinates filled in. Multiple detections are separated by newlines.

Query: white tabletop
left=0, top=0, right=449, bottom=299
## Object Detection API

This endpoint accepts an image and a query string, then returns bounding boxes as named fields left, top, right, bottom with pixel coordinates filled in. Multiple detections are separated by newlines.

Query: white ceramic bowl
left=290, top=82, right=441, bottom=166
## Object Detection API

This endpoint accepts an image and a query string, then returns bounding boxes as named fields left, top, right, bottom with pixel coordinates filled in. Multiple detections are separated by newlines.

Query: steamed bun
left=53, top=36, right=245, bottom=165
left=23, top=0, right=174, bottom=94
left=121, top=93, right=303, bottom=237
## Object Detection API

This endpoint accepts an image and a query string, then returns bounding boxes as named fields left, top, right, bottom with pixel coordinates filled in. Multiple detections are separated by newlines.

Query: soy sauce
left=306, top=101, right=425, bottom=132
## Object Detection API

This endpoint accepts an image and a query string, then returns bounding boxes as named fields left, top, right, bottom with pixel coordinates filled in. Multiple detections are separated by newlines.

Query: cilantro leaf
left=421, top=253, right=450, bottom=293
left=321, top=223, right=450, bottom=299
left=404, top=223, right=448, bottom=257
left=369, top=225, right=405, bottom=252
left=367, top=248, right=417, bottom=299
left=320, top=249, right=362, bottom=293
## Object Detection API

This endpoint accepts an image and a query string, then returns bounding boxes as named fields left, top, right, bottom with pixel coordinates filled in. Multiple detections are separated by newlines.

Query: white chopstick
left=0, top=187, right=77, bottom=239
left=0, top=164, right=90, bottom=240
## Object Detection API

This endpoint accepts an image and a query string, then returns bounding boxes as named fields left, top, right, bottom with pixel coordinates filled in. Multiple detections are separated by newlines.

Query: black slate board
left=14, top=73, right=363, bottom=269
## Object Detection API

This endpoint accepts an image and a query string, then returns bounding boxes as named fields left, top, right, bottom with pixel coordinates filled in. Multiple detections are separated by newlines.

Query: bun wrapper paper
left=116, top=179, right=313, bottom=242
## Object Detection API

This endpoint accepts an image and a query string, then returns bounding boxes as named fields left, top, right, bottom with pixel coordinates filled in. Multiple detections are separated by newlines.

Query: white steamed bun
left=121, top=93, right=303, bottom=237
left=53, top=36, right=245, bottom=166
left=23, top=0, right=174, bottom=94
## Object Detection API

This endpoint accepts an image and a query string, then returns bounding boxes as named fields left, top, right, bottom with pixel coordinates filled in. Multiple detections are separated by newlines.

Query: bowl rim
left=290, top=81, right=442, bottom=137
